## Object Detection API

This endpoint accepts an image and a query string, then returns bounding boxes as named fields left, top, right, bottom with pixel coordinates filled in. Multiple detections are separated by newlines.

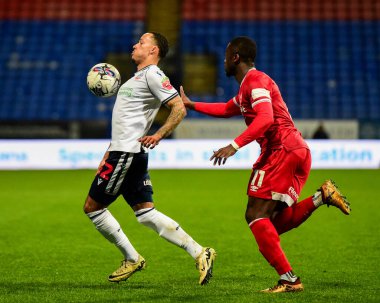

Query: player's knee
left=136, top=214, right=147, bottom=224
left=245, top=211, right=254, bottom=224
left=134, top=205, right=156, bottom=224
left=83, top=195, right=105, bottom=214
left=83, top=199, right=91, bottom=214
left=136, top=210, right=154, bottom=225
left=245, top=208, right=268, bottom=224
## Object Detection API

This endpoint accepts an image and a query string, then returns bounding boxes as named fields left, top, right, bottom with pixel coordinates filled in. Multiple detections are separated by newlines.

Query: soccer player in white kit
left=83, top=32, right=216, bottom=285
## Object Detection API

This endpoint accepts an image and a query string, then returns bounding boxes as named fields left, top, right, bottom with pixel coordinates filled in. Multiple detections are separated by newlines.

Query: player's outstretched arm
left=138, top=96, right=185, bottom=149
left=181, top=86, right=240, bottom=118
left=180, top=86, right=196, bottom=110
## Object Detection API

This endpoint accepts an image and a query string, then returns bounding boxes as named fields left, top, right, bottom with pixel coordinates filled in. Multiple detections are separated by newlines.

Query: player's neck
left=137, top=58, right=160, bottom=71
left=235, top=64, right=255, bottom=84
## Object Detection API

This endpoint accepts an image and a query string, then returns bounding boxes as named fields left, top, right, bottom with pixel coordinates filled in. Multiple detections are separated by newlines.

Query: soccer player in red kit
left=180, top=36, right=351, bottom=293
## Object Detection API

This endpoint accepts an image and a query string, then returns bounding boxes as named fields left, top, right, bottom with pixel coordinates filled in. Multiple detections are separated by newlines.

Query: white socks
left=87, top=207, right=203, bottom=261
left=135, top=208, right=203, bottom=259
left=312, top=191, right=323, bottom=207
left=86, top=209, right=139, bottom=262
left=280, top=271, right=298, bottom=282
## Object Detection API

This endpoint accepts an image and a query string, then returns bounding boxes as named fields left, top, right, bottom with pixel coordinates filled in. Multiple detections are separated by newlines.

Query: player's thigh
left=293, top=147, right=311, bottom=190
left=88, top=151, right=130, bottom=206
left=247, top=147, right=310, bottom=205
left=121, top=152, right=154, bottom=207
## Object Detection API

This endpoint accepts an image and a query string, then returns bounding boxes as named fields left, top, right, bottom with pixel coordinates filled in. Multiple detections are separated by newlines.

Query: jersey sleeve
left=233, top=75, right=274, bottom=148
left=233, top=102, right=274, bottom=148
left=146, top=68, right=178, bottom=104
left=247, top=76, right=272, bottom=109
left=194, top=98, right=241, bottom=118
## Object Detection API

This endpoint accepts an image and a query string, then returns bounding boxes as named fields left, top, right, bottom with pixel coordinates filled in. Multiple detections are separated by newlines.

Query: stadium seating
left=181, top=0, right=380, bottom=119
left=0, top=0, right=378, bottom=120
left=0, top=0, right=146, bottom=120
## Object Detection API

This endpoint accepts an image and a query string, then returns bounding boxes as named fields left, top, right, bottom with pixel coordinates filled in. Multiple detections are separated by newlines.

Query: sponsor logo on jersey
left=161, top=77, right=173, bottom=90
left=288, top=186, right=299, bottom=200
left=118, top=87, right=133, bottom=97
left=97, top=178, right=103, bottom=185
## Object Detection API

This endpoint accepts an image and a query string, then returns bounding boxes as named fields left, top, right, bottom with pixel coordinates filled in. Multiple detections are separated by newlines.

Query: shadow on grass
left=0, top=281, right=148, bottom=292
left=0, top=280, right=218, bottom=302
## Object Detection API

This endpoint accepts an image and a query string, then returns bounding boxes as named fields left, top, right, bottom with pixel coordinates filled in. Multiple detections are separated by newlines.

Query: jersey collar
left=136, top=64, right=154, bottom=74
left=240, top=67, right=256, bottom=87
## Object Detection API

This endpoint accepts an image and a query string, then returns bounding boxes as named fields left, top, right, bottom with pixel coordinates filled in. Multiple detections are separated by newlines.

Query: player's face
left=224, top=44, right=237, bottom=77
left=131, top=33, right=157, bottom=64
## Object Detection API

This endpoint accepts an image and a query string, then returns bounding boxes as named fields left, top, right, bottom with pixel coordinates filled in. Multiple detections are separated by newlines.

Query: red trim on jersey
left=193, top=99, right=241, bottom=118
left=234, top=102, right=274, bottom=148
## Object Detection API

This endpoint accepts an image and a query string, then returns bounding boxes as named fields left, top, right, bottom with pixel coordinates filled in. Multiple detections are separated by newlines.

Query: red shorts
left=247, top=147, right=311, bottom=206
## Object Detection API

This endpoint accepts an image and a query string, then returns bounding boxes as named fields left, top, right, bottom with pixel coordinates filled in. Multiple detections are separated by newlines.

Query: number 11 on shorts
left=250, top=169, right=265, bottom=191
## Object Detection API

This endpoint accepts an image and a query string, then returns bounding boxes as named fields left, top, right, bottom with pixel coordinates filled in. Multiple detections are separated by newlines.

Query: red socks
left=249, top=197, right=317, bottom=275
left=272, top=196, right=316, bottom=235
left=249, top=218, right=292, bottom=275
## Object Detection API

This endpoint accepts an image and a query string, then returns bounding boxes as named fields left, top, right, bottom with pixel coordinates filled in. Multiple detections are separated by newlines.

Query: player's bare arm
left=180, top=86, right=195, bottom=110
left=210, top=144, right=238, bottom=166
left=139, top=96, right=186, bottom=149
left=96, top=149, right=110, bottom=175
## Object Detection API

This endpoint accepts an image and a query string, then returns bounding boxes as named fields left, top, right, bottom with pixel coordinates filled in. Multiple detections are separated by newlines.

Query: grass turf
left=0, top=169, right=379, bottom=302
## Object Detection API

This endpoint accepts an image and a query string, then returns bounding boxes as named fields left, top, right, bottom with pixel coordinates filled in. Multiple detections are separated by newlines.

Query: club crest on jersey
left=161, top=77, right=173, bottom=90
left=236, top=95, right=247, bottom=113
left=134, top=72, right=144, bottom=80
left=240, top=105, right=247, bottom=113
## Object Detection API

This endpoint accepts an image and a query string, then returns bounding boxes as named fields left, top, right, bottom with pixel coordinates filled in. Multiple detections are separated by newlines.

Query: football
left=87, top=63, right=121, bottom=97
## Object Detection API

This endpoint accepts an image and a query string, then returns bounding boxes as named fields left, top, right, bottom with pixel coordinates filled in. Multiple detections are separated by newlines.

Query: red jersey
left=232, top=68, right=308, bottom=151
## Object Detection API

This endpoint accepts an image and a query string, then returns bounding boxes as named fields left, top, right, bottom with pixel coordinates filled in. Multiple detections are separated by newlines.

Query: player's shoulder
left=145, top=64, right=167, bottom=79
left=250, top=69, right=272, bottom=81
left=244, top=69, right=275, bottom=88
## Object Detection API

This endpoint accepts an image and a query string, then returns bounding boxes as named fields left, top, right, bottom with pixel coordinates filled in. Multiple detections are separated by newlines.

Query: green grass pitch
left=0, top=169, right=379, bottom=303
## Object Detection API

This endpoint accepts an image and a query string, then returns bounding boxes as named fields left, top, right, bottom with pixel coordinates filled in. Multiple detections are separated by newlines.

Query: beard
left=225, top=65, right=236, bottom=77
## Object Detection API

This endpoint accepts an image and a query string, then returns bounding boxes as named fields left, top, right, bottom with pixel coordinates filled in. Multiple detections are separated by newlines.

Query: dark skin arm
left=210, top=145, right=238, bottom=166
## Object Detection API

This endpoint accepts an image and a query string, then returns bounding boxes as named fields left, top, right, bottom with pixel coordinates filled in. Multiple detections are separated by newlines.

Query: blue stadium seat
left=0, top=20, right=144, bottom=120
left=0, top=16, right=379, bottom=121
left=181, top=19, right=380, bottom=119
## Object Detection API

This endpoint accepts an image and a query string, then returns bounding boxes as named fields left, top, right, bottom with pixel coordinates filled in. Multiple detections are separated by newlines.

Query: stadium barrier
left=175, top=119, right=358, bottom=139
left=0, top=139, right=379, bottom=170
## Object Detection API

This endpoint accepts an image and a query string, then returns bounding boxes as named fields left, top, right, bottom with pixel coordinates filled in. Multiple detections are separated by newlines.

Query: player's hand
left=96, top=152, right=109, bottom=175
left=210, top=144, right=237, bottom=166
left=180, top=86, right=195, bottom=110
left=139, top=134, right=162, bottom=149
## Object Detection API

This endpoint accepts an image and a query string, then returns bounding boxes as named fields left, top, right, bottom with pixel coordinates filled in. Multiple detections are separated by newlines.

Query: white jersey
left=108, top=65, right=178, bottom=153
